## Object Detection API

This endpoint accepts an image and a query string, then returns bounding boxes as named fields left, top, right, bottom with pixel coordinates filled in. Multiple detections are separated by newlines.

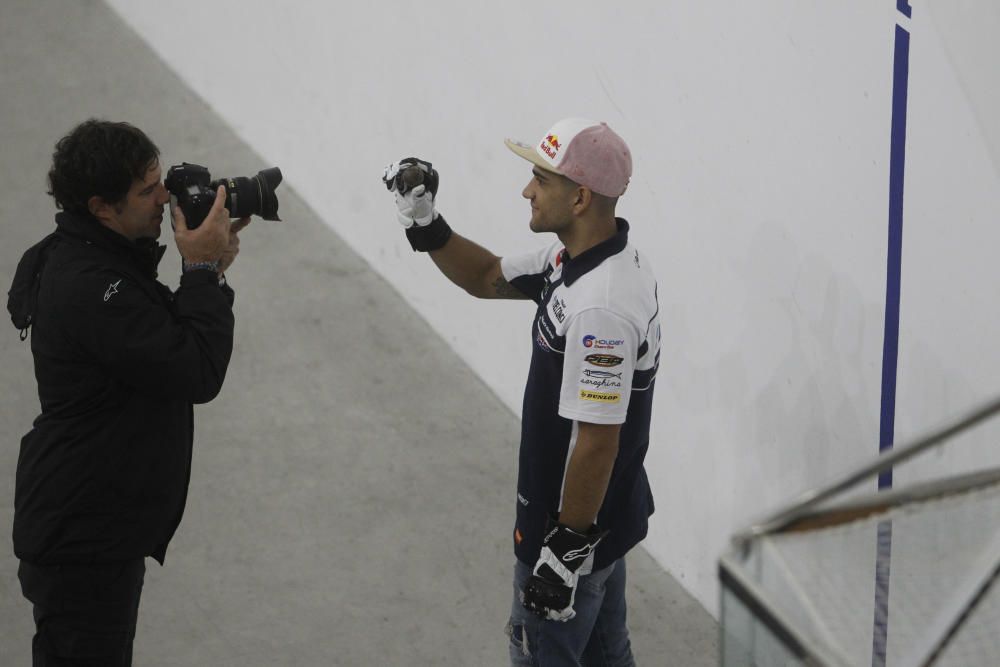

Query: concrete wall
left=103, top=0, right=1000, bottom=614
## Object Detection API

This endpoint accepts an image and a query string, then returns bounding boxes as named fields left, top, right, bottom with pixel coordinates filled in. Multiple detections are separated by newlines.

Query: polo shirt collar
left=561, top=218, right=630, bottom=287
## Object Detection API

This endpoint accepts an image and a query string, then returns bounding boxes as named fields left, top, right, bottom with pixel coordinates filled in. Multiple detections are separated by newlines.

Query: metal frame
left=903, top=531, right=1000, bottom=666
left=719, top=553, right=850, bottom=667
left=734, top=394, right=1000, bottom=543
left=720, top=393, right=1000, bottom=667
left=770, top=466, right=1000, bottom=535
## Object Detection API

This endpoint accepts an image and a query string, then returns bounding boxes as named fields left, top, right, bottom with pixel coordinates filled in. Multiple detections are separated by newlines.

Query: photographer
left=7, top=119, right=247, bottom=666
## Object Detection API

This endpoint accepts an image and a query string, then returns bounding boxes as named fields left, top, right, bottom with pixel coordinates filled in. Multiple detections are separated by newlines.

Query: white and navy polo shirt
left=501, top=219, right=661, bottom=571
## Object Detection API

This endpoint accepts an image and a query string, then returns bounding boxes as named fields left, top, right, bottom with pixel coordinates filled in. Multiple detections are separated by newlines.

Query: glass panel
left=721, top=582, right=809, bottom=667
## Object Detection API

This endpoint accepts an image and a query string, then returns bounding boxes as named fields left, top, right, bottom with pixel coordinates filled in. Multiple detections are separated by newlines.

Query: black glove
left=521, top=516, right=608, bottom=621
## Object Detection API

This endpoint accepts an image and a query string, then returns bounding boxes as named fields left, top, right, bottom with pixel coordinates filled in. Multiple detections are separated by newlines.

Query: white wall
left=895, top=5, right=1000, bottom=486
left=104, top=0, right=1000, bottom=614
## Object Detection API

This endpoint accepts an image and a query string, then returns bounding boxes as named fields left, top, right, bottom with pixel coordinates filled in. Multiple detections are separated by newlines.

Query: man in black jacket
left=7, top=119, right=246, bottom=666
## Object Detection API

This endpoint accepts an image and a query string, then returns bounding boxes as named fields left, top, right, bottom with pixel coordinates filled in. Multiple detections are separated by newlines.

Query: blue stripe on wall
left=872, top=521, right=894, bottom=666
left=872, top=17, right=911, bottom=667
left=879, top=22, right=910, bottom=487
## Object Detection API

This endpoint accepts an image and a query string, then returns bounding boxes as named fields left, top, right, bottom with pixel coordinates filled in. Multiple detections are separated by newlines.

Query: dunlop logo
left=579, top=389, right=621, bottom=403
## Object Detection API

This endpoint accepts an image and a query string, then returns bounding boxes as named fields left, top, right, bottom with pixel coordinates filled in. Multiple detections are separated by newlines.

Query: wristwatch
left=182, top=260, right=220, bottom=274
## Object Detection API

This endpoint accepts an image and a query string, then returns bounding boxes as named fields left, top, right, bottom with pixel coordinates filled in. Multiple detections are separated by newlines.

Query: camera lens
left=215, top=167, right=283, bottom=221
left=254, top=167, right=282, bottom=221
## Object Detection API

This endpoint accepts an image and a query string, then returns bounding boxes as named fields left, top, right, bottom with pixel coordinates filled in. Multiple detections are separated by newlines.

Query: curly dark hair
left=47, top=119, right=160, bottom=215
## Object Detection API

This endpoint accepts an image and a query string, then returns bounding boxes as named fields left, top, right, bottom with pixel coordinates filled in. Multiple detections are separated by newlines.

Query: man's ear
left=88, top=195, right=111, bottom=222
left=572, top=186, right=592, bottom=215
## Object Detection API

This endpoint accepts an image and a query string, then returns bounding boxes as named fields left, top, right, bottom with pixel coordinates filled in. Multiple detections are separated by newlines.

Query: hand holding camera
left=166, top=161, right=283, bottom=272
left=218, top=216, right=252, bottom=275
left=171, top=185, right=232, bottom=269
left=165, top=162, right=282, bottom=229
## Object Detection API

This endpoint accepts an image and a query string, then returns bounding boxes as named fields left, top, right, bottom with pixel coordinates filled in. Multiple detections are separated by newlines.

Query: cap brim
left=504, top=138, right=562, bottom=175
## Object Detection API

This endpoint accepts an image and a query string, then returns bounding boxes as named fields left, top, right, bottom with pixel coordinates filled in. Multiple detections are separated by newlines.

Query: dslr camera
left=165, top=162, right=283, bottom=229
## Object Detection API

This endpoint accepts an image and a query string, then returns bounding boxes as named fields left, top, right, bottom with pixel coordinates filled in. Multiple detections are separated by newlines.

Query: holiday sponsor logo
left=582, top=335, right=624, bottom=349
left=584, top=353, right=623, bottom=368
left=579, top=389, right=621, bottom=403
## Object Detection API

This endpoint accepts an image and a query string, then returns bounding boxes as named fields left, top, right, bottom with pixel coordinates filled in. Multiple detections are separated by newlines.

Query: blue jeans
left=507, top=558, right=636, bottom=666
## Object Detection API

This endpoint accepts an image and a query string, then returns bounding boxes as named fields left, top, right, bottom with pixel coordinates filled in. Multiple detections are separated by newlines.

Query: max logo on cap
left=540, top=134, right=561, bottom=159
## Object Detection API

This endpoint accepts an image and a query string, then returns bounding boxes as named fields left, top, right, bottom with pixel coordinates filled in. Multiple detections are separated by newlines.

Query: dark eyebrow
left=532, top=168, right=548, bottom=182
left=139, top=165, right=162, bottom=194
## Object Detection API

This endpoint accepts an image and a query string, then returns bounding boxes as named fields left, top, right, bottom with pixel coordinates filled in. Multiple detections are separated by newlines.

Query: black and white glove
left=383, top=157, right=438, bottom=227
left=382, top=158, right=452, bottom=251
left=521, top=516, right=609, bottom=622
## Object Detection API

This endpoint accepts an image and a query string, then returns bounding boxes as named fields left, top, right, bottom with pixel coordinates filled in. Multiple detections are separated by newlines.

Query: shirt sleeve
left=63, top=266, right=235, bottom=404
left=500, top=243, right=559, bottom=303
left=558, top=308, right=639, bottom=425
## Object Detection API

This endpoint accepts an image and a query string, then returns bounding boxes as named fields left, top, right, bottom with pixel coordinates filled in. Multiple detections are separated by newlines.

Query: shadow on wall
left=667, top=220, right=880, bottom=517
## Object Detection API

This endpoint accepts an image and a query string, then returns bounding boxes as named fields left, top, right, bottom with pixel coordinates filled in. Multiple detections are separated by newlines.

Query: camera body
left=165, top=162, right=283, bottom=229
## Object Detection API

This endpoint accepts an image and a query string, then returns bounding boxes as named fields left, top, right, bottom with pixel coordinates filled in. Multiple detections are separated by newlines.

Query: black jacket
left=7, top=211, right=235, bottom=565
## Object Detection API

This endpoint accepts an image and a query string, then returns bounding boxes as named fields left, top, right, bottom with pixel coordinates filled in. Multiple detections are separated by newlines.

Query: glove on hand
left=383, top=158, right=440, bottom=228
left=521, top=516, right=609, bottom=622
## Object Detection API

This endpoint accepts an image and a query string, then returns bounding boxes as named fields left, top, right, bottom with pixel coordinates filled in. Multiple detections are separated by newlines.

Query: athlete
left=383, top=118, right=661, bottom=666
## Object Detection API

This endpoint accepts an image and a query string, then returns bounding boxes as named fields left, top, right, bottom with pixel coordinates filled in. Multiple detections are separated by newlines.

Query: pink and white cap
left=504, top=118, right=632, bottom=197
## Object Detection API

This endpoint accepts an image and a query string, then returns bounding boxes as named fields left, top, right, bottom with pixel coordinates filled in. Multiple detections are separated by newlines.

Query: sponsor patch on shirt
left=583, top=369, right=622, bottom=379
left=580, top=368, right=623, bottom=389
left=579, top=389, right=621, bottom=403
left=580, top=377, right=623, bottom=389
left=537, top=315, right=556, bottom=340
left=582, top=335, right=624, bottom=349
left=552, top=297, right=567, bottom=323
left=584, top=353, right=623, bottom=367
